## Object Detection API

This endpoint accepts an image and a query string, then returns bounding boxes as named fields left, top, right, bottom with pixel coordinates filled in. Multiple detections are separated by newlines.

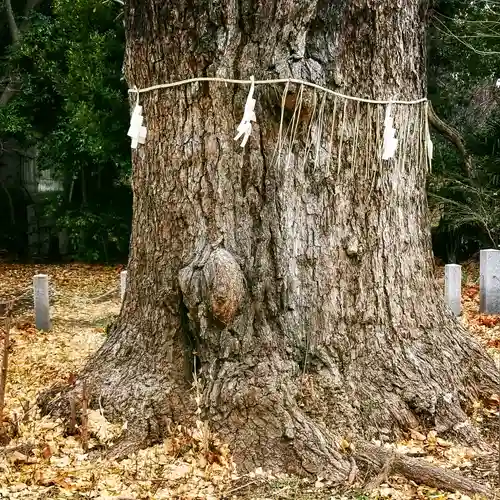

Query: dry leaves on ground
left=0, top=262, right=498, bottom=499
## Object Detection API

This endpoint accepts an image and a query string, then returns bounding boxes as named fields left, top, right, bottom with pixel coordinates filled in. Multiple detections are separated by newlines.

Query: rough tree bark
left=41, top=0, right=499, bottom=491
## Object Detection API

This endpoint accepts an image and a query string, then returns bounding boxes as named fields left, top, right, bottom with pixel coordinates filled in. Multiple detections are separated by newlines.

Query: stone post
left=33, top=274, right=51, bottom=330
left=480, top=249, right=500, bottom=314
left=444, top=264, right=461, bottom=316
left=120, top=270, right=127, bottom=302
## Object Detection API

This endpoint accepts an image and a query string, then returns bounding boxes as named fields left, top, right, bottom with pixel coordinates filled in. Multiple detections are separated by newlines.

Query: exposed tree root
left=355, top=441, right=493, bottom=498
left=99, top=429, right=498, bottom=498
left=106, top=435, right=148, bottom=461
left=37, top=376, right=496, bottom=499
left=37, top=308, right=500, bottom=500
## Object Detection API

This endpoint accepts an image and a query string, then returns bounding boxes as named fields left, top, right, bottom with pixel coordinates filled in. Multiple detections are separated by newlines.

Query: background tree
left=428, top=0, right=500, bottom=261
left=0, top=0, right=47, bottom=255
left=0, top=0, right=131, bottom=261
left=40, top=0, right=500, bottom=493
left=2, top=0, right=500, bottom=265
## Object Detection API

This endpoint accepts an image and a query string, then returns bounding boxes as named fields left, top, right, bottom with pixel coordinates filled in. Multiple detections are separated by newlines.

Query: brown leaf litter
left=0, top=262, right=498, bottom=499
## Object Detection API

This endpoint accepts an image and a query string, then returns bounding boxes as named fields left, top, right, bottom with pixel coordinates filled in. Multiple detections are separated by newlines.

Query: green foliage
left=0, top=0, right=130, bottom=262
left=3, top=0, right=500, bottom=263
left=428, top=0, right=500, bottom=262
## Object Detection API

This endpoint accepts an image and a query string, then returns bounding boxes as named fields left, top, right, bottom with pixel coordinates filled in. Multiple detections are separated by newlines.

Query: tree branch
left=0, top=83, right=19, bottom=107
left=5, top=0, right=20, bottom=45
left=428, top=101, right=472, bottom=176
left=0, top=0, right=45, bottom=107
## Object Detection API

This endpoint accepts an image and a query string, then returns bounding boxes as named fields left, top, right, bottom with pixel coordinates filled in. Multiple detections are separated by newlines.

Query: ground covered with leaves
left=0, top=261, right=498, bottom=499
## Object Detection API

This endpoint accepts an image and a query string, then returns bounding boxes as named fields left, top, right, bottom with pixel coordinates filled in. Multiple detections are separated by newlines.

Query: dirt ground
left=0, top=261, right=498, bottom=499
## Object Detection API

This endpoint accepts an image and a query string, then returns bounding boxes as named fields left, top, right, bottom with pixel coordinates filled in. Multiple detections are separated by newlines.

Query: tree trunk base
left=37, top=379, right=495, bottom=498
left=38, top=317, right=499, bottom=498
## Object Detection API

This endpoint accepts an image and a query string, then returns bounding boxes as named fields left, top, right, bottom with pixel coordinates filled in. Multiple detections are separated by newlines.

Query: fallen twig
left=223, top=479, right=259, bottom=495
left=69, top=398, right=77, bottom=435
left=92, top=287, right=119, bottom=304
left=0, top=304, right=13, bottom=426
left=81, top=382, right=89, bottom=452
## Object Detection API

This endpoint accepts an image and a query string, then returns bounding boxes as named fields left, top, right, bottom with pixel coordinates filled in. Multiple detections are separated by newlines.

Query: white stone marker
left=480, top=249, right=500, bottom=314
left=33, top=274, right=51, bottom=330
left=444, top=264, right=461, bottom=316
left=120, top=270, right=127, bottom=301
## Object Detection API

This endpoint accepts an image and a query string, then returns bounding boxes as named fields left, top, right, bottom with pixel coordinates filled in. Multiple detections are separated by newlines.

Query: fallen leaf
left=10, top=451, right=28, bottom=463
left=436, top=438, right=452, bottom=448
left=314, top=479, right=324, bottom=489
left=42, top=444, right=52, bottom=459
left=169, top=463, right=191, bottom=480
left=410, top=429, right=426, bottom=441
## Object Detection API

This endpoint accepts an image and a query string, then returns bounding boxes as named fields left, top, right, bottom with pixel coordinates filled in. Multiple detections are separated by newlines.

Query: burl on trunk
left=41, top=0, right=499, bottom=492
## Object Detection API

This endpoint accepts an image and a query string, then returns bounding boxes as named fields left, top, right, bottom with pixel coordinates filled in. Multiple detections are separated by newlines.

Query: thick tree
left=42, top=0, right=499, bottom=493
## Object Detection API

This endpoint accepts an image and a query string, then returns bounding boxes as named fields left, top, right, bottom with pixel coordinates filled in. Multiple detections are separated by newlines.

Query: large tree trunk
left=43, top=0, right=499, bottom=485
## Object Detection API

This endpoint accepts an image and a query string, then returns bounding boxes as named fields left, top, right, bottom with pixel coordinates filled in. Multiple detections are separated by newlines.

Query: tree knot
left=179, top=246, right=245, bottom=329
left=202, top=248, right=246, bottom=326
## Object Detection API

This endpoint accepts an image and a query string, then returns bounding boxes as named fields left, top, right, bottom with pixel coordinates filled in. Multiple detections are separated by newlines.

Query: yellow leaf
left=340, top=438, right=350, bottom=450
